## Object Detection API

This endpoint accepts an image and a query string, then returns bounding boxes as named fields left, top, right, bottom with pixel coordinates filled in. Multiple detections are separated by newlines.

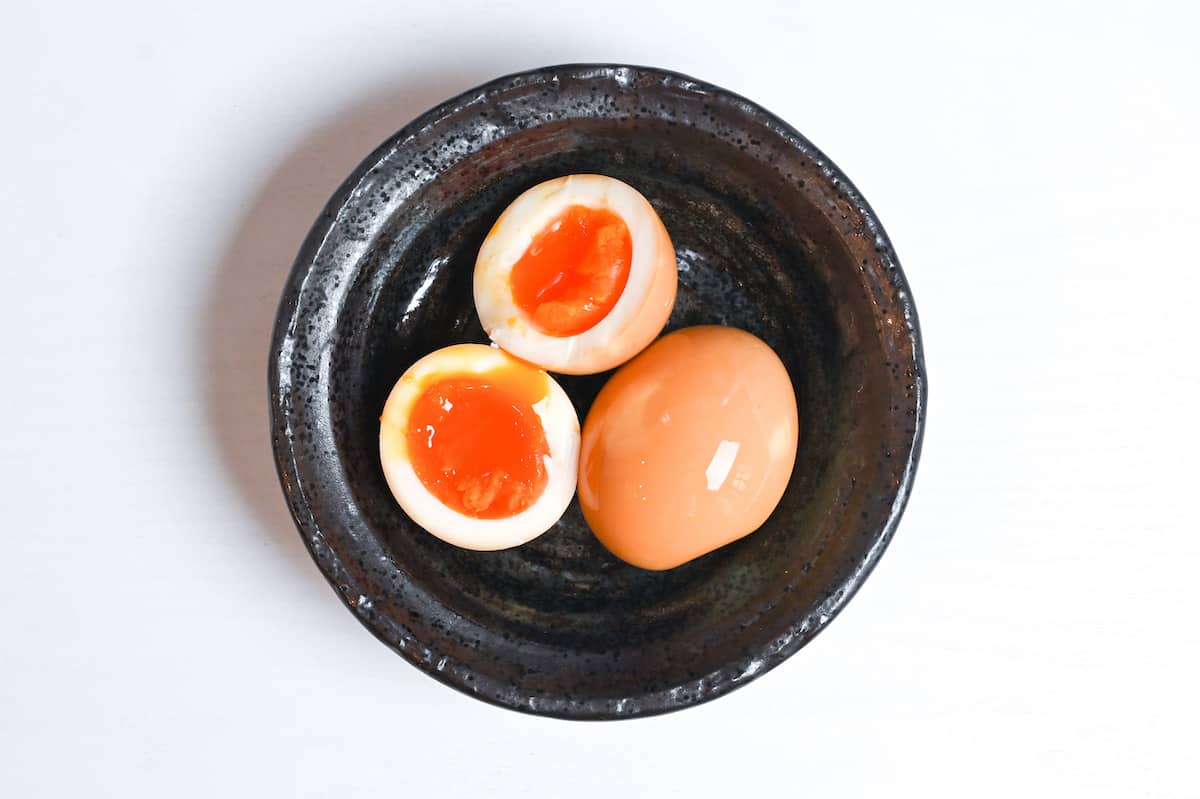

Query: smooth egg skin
left=578, top=326, right=799, bottom=570
left=379, top=344, right=580, bottom=551
left=474, top=174, right=677, bottom=374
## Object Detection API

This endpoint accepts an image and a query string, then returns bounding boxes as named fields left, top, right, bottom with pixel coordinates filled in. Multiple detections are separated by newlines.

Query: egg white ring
left=474, top=174, right=667, bottom=373
left=379, top=345, right=580, bottom=551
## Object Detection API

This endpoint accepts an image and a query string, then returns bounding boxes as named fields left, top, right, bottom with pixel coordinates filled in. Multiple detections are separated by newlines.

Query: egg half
left=379, top=344, right=580, bottom=550
left=474, top=174, right=677, bottom=374
left=579, top=326, right=799, bottom=570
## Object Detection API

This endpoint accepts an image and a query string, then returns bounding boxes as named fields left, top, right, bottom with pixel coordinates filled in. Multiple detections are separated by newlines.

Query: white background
left=2, top=1, right=1197, bottom=796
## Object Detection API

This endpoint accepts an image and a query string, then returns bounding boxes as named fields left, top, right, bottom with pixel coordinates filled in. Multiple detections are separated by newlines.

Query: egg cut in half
left=379, top=344, right=580, bottom=550
left=474, top=174, right=677, bottom=374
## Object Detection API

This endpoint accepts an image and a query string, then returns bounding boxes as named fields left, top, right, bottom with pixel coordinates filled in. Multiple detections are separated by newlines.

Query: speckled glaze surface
left=269, top=64, right=926, bottom=720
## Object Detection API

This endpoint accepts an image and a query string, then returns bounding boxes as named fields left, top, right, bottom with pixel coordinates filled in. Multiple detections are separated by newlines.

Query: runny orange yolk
left=510, top=204, right=633, bottom=337
left=406, top=363, right=550, bottom=519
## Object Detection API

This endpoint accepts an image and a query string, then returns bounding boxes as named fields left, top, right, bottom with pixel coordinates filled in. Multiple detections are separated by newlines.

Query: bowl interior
left=272, top=66, right=922, bottom=718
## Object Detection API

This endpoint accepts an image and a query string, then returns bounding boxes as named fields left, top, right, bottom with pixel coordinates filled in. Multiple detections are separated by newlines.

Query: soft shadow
left=204, top=65, right=506, bottom=579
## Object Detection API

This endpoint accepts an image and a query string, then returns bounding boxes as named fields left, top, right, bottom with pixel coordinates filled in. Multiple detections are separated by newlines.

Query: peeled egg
left=579, top=326, right=799, bottom=570
left=474, top=174, right=677, bottom=374
left=379, top=344, right=580, bottom=550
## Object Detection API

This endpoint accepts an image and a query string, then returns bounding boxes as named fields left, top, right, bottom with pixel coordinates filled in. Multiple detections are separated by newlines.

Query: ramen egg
left=474, top=174, right=677, bottom=374
left=379, top=344, right=579, bottom=550
left=579, top=326, right=799, bottom=570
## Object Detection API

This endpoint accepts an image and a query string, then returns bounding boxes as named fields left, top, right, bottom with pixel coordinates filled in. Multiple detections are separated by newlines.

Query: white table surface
left=3, top=1, right=1198, bottom=796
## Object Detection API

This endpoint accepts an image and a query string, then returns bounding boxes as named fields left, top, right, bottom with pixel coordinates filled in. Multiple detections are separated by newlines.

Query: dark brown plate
left=269, top=64, right=925, bottom=719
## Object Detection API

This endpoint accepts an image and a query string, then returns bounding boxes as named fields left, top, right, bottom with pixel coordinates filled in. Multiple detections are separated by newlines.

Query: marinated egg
left=474, top=174, right=677, bottom=374
left=578, top=326, right=799, bottom=570
left=379, top=344, right=580, bottom=550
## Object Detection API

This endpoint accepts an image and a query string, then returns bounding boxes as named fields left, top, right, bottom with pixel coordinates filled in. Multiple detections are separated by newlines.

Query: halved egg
left=474, top=174, right=677, bottom=374
left=379, top=344, right=580, bottom=550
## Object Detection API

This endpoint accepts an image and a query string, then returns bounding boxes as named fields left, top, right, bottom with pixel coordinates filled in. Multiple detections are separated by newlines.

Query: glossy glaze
left=269, top=64, right=926, bottom=719
left=579, top=326, right=799, bottom=571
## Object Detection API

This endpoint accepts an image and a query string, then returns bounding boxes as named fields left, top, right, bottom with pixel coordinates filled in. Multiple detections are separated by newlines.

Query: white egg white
left=378, top=344, right=580, bottom=550
left=473, top=174, right=675, bottom=374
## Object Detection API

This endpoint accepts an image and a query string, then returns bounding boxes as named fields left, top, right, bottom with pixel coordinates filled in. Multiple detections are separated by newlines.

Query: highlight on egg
left=379, top=344, right=580, bottom=550
left=578, top=326, right=799, bottom=571
left=473, top=174, right=677, bottom=375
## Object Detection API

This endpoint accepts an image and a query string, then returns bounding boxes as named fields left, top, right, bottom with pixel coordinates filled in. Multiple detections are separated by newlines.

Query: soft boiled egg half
left=474, top=174, right=677, bottom=375
left=379, top=344, right=580, bottom=550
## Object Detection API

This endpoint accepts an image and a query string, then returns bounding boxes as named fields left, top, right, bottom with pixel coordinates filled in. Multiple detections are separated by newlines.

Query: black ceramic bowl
left=269, top=64, right=925, bottom=719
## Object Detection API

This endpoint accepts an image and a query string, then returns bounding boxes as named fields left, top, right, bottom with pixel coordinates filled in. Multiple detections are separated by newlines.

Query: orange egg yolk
left=406, top=364, right=550, bottom=519
left=510, top=204, right=633, bottom=337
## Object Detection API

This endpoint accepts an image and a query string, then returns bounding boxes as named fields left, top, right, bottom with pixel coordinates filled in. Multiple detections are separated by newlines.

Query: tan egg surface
left=579, top=326, right=799, bottom=570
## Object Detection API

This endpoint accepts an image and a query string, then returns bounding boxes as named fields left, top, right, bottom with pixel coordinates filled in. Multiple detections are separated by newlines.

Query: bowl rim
left=268, top=62, right=927, bottom=720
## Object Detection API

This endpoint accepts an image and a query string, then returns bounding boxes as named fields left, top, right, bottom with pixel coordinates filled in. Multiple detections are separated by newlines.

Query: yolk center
left=510, top=204, right=633, bottom=337
left=406, top=364, right=550, bottom=519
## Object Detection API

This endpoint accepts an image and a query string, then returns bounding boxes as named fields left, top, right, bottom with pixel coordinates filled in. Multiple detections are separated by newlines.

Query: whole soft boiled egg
left=579, top=326, right=799, bottom=570
left=474, top=174, right=677, bottom=375
left=379, top=344, right=580, bottom=550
